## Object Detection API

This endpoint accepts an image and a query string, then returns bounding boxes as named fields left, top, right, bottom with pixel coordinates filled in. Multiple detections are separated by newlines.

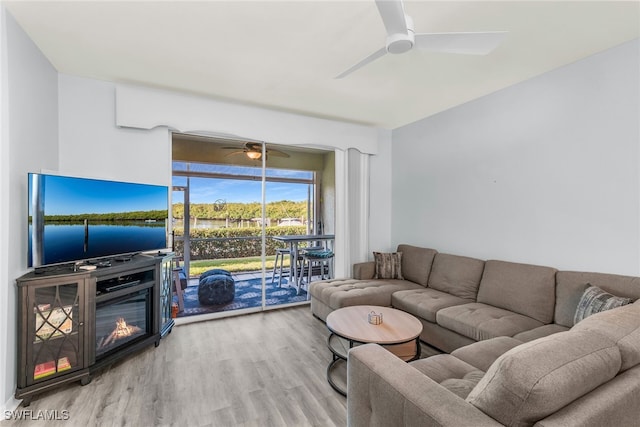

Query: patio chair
left=271, top=248, right=291, bottom=287
left=300, top=249, right=334, bottom=299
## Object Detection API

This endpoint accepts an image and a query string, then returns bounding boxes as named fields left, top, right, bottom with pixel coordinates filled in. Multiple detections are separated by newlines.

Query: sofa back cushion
left=467, top=331, right=621, bottom=427
left=572, top=301, right=640, bottom=372
left=427, top=253, right=485, bottom=300
left=396, top=244, right=437, bottom=287
left=476, top=260, right=557, bottom=324
left=555, top=271, right=640, bottom=328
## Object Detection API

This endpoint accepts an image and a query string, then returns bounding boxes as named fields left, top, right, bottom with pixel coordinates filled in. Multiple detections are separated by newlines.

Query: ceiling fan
left=336, top=0, right=507, bottom=79
left=222, top=142, right=290, bottom=160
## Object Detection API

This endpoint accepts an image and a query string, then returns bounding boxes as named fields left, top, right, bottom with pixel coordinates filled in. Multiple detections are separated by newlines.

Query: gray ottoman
left=198, top=271, right=235, bottom=305
left=199, top=268, right=232, bottom=281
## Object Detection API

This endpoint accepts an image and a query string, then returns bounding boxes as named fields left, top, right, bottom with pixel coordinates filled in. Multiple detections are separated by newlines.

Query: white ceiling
left=5, top=1, right=639, bottom=129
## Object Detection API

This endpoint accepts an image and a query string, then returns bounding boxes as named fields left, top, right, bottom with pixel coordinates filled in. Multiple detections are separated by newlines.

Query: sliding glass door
left=171, top=134, right=333, bottom=319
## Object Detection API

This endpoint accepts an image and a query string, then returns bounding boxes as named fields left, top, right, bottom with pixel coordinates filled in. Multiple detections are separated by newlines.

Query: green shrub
left=173, top=225, right=309, bottom=260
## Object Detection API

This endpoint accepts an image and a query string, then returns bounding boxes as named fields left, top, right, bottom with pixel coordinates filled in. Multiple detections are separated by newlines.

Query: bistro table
left=272, top=234, right=335, bottom=294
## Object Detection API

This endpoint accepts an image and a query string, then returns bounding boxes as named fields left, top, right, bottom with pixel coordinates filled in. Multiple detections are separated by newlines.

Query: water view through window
left=171, top=160, right=321, bottom=317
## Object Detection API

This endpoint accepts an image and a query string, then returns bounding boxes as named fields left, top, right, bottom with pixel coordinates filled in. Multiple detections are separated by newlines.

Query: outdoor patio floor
left=174, top=270, right=311, bottom=319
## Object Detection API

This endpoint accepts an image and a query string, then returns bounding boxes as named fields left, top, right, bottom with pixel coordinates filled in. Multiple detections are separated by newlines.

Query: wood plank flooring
left=6, top=306, right=348, bottom=427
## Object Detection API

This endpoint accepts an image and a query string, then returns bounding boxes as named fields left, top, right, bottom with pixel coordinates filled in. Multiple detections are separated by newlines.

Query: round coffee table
left=325, top=305, right=423, bottom=396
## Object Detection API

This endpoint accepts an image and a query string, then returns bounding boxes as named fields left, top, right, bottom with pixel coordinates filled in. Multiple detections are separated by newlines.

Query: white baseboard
left=2, top=396, right=22, bottom=417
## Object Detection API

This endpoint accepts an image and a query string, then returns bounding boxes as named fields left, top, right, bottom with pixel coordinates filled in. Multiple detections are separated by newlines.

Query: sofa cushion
left=573, top=285, right=632, bottom=324
left=396, top=244, right=437, bottom=287
left=391, top=288, right=470, bottom=323
left=353, top=261, right=375, bottom=280
left=372, top=251, right=404, bottom=280
left=409, top=354, right=478, bottom=384
left=554, top=281, right=590, bottom=328
left=440, top=371, right=485, bottom=399
left=476, top=260, right=557, bottom=324
left=427, top=253, right=485, bottom=300
left=437, top=303, right=544, bottom=342
left=533, top=366, right=640, bottom=427
left=572, top=301, right=640, bottom=371
left=467, top=330, right=621, bottom=427
left=309, top=278, right=423, bottom=312
left=512, top=324, right=569, bottom=342
left=451, top=337, right=523, bottom=372
left=555, top=270, right=640, bottom=328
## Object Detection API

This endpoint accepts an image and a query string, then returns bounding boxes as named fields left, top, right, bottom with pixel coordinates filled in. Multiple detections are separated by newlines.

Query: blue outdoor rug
left=175, top=276, right=308, bottom=318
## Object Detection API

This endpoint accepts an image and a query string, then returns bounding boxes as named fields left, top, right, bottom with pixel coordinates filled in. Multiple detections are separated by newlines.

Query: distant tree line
left=41, top=210, right=168, bottom=222
left=172, top=200, right=308, bottom=221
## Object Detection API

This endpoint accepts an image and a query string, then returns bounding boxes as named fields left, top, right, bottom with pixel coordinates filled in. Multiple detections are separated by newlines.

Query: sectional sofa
left=309, top=244, right=640, bottom=426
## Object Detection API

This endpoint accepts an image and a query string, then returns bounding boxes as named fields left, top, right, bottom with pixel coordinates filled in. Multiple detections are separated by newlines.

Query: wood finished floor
left=7, top=306, right=348, bottom=427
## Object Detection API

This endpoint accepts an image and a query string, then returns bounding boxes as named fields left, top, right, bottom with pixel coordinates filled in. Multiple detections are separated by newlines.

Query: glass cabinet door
left=159, top=255, right=174, bottom=337
left=27, top=281, right=84, bottom=386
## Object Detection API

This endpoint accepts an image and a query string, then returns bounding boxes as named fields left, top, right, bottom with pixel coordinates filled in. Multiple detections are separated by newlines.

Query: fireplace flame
left=98, top=317, right=142, bottom=350
left=114, top=317, right=138, bottom=337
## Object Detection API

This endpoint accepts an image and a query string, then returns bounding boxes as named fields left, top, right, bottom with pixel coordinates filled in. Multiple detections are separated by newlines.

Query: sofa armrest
left=348, top=344, right=502, bottom=427
left=353, top=261, right=375, bottom=280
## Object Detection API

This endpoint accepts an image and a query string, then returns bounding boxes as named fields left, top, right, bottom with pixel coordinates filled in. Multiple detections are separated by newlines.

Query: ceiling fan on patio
left=222, top=142, right=290, bottom=160
left=335, top=0, right=507, bottom=78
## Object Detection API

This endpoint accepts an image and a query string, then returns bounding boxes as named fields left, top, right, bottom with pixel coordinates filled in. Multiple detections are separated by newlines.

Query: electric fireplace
left=95, top=288, right=151, bottom=360
left=92, top=267, right=156, bottom=362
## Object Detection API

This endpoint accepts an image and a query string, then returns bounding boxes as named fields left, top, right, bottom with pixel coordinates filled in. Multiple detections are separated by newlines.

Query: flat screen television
left=28, top=173, right=169, bottom=268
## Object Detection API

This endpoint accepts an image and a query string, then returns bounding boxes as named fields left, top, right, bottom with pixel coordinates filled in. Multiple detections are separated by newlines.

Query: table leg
left=285, top=242, right=298, bottom=292
left=292, top=242, right=302, bottom=294
left=326, top=333, right=349, bottom=396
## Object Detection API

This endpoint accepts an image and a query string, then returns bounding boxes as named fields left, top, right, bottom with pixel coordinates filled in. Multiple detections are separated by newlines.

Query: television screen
left=28, top=173, right=169, bottom=268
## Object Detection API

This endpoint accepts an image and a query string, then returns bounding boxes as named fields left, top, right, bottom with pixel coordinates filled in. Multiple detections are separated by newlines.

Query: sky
left=172, top=164, right=313, bottom=204
left=29, top=165, right=311, bottom=217
left=174, top=177, right=310, bottom=204
left=31, top=174, right=168, bottom=216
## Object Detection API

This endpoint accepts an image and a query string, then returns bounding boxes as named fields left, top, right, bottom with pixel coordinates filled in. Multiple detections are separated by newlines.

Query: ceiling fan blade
left=246, top=142, right=263, bottom=151
left=414, top=31, right=507, bottom=55
left=375, top=0, right=408, bottom=36
left=335, top=47, right=387, bottom=79
left=224, top=151, right=246, bottom=158
left=267, top=149, right=290, bottom=158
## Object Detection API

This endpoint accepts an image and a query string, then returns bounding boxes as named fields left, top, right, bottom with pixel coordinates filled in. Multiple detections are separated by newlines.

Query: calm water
left=29, top=222, right=167, bottom=266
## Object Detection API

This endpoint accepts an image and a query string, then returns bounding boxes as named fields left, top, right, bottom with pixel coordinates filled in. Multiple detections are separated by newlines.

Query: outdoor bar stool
left=271, top=248, right=291, bottom=287
left=301, top=249, right=334, bottom=299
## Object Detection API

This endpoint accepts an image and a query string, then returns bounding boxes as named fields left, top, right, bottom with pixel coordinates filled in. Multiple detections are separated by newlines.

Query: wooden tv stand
left=15, top=253, right=175, bottom=406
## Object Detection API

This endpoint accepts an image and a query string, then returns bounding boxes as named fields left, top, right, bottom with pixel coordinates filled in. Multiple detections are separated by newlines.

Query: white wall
left=1, top=9, right=59, bottom=411
left=59, top=75, right=170, bottom=185
left=368, top=129, right=393, bottom=255
left=1, top=23, right=170, bottom=413
left=391, top=39, right=640, bottom=275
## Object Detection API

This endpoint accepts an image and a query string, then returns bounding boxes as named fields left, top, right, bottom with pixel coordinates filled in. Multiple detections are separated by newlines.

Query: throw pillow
left=573, top=284, right=632, bottom=324
left=373, top=251, right=404, bottom=280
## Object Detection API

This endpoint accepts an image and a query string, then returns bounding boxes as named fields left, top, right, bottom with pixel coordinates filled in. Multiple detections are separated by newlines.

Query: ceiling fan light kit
left=222, top=142, right=290, bottom=161
left=245, top=151, right=262, bottom=160
left=336, top=0, right=507, bottom=79
left=386, top=28, right=414, bottom=54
